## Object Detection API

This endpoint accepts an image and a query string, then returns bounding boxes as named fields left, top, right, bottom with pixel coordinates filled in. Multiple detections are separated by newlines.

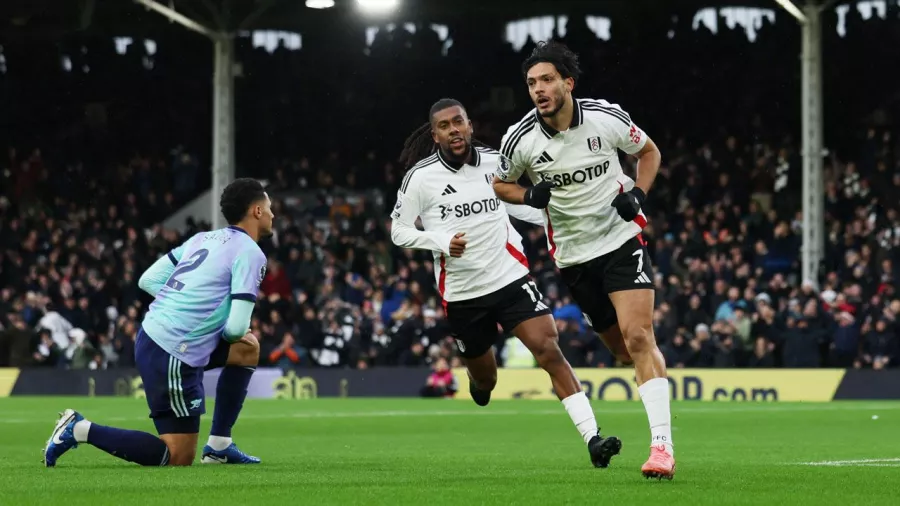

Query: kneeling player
left=391, top=98, right=621, bottom=468
left=43, top=179, right=273, bottom=467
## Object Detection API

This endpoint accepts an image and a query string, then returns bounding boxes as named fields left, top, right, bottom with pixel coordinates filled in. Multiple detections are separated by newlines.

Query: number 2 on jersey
left=165, top=249, right=210, bottom=291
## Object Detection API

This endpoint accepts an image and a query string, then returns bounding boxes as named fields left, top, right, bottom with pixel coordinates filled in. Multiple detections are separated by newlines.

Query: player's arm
left=389, top=174, right=456, bottom=255
left=226, top=249, right=267, bottom=343
left=492, top=150, right=553, bottom=209
left=611, top=111, right=661, bottom=221
left=492, top=176, right=525, bottom=204
left=503, top=202, right=545, bottom=226
left=629, top=137, right=661, bottom=197
left=137, top=242, right=187, bottom=297
left=223, top=299, right=255, bottom=342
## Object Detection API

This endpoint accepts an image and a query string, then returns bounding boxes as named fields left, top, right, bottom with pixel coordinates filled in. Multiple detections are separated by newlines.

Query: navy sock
left=210, top=365, right=255, bottom=438
left=87, top=424, right=170, bottom=466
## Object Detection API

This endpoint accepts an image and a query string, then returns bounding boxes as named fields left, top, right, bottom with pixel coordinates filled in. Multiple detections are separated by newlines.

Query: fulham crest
left=587, top=136, right=602, bottom=154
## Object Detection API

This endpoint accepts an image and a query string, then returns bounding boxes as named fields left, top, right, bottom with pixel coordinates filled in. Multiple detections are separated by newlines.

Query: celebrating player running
left=391, top=98, right=622, bottom=469
left=44, top=178, right=272, bottom=467
left=493, top=41, right=675, bottom=480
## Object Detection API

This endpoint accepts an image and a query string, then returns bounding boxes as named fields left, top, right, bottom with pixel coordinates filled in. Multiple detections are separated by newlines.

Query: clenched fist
left=449, top=232, right=467, bottom=258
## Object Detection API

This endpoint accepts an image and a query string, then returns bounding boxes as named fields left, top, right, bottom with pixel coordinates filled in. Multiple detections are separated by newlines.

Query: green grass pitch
left=1, top=397, right=898, bottom=505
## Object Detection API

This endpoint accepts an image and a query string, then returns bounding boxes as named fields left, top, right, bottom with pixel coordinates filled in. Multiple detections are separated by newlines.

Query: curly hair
left=219, top=178, right=266, bottom=225
left=521, top=40, right=582, bottom=84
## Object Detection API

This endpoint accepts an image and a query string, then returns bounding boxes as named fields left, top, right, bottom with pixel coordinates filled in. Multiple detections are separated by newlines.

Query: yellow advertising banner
left=451, top=368, right=846, bottom=402
left=0, top=368, right=21, bottom=398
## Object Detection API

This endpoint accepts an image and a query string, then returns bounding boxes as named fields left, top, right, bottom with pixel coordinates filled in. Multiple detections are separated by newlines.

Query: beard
left=538, top=95, right=565, bottom=118
left=441, top=139, right=471, bottom=163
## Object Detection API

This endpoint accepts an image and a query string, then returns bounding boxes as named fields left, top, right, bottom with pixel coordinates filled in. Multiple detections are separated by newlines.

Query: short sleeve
left=495, top=153, right=527, bottom=183
left=609, top=105, right=648, bottom=155
left=231, top=248, right=267, bottom=303
left=497, top=123, right=532, bottom=183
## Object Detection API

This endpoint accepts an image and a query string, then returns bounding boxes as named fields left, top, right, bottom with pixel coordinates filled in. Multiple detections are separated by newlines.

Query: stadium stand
left=1, top=3, right=898, bottom=371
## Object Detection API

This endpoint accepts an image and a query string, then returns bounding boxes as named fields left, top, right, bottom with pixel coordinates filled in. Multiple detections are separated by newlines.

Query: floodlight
left=356, top=0, right=400, bottom=15
left=306, top=0, right=335, bottom=8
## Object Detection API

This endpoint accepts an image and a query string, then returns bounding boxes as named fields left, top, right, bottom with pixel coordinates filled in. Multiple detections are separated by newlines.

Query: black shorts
left=446, top=275, right=552, bottom=358
left=558, top=235, right=654, bottom=333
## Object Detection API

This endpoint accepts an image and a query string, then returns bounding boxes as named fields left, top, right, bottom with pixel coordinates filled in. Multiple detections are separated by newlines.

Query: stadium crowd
left=1, top=124, right=897, bottom=372
left=1, top=5, right=898, bottom=372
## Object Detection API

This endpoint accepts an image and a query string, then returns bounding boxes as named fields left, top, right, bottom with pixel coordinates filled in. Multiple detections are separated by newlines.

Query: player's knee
left=474, top=371, right=497, bottom=391
left=595, top=325, right=632, bottom=364
left=484, top=374, right=497, bottom=391
left=621, top=321, right=655, bottom=356
left=532, top=335, right=565, bottom=370
left=163, top=442, right=196, bottom=466
left=229, top=334, right=260, bottom=366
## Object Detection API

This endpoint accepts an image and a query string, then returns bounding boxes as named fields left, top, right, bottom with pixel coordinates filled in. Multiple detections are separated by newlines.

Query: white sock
left=207, top=435, right=232, bottom=451
left=73, top=420, right=92, bottom=443
left=638, top=377, right=674, bottom=455
left=561, top=391, right=597, bottom=445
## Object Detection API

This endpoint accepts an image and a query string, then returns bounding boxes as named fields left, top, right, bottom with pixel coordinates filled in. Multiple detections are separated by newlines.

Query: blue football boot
left=43, top=409, right=83, bottom=467
left=200, top=442, right=261, bottom=464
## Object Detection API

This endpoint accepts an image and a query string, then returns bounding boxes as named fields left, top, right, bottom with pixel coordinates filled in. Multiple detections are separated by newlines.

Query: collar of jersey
left=227, top=225, right=250, bottom=237
left=535, top=98, right=584, bottom=138
left=437, top=147, right=481, bottom=172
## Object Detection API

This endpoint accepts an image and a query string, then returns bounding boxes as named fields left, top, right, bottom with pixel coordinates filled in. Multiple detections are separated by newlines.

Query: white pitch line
left=0, top=409, right=560, bottom=424
left=1, top=402, right=898, bottom=424
left=797, top=458, right=900, bottom=466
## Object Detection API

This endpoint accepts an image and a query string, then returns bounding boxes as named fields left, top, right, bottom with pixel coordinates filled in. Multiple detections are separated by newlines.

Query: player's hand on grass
left=611, top=187, right=646, bottom=222
left=523, top=181, right=554, bottom=209
left=449, top=232, right=467, bottom=258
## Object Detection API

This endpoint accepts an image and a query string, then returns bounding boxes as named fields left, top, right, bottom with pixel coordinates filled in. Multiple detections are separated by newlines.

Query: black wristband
left=630, top=187, right=646, bottom=204
left=523, top=187, right=536, bottom=206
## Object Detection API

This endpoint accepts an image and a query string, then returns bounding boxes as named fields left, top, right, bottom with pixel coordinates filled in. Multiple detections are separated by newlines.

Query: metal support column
left=800, top=3, right=824, bottom=284
left=134, top=0, right=236, bottom=229
left=211, top=35, right=235, bottom=230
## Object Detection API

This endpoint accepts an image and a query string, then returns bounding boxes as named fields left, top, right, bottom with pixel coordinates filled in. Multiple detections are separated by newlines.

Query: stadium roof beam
left=131, top=0, right=277, bottom=229
left=133, top=0, right=219, bottom=38
left=774, top=0, right=808, bottom=23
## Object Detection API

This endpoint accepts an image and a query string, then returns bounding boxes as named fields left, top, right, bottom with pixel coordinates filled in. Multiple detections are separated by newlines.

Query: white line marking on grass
left=2, top=402, right=898, bottom=424
left=796, top=458, right=900, bottom=467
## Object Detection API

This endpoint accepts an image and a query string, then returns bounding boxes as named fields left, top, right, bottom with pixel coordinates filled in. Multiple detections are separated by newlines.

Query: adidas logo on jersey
left=634, top=272, right=651, bottom=284
left=441, top=184, right=458, bottom=196
left=534, top=151, right=554, bottom=166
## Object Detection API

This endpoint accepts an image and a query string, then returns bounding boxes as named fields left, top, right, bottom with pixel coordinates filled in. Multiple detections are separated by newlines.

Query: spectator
left=419, top=358, right=458, bottom=398
left=663, top=328, right=696, bottom=369
left=32, top=329, right=62, bottom=367
left=747, top=338, right=776, bottom=368
left=268, top=332, right=307, bottom=369
left=830, top=312, right=860, bottom=367
left=858, top=319, right=898, bottom=370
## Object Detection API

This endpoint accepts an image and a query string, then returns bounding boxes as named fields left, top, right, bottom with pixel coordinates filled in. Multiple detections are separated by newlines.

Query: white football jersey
left=391, top=146, right=545, bottom=303
left=496, top=98, right=649, bottom=268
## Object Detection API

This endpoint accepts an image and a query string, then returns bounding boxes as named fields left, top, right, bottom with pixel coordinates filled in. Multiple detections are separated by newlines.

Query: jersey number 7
left=165, top=249, right=209, bottom=291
